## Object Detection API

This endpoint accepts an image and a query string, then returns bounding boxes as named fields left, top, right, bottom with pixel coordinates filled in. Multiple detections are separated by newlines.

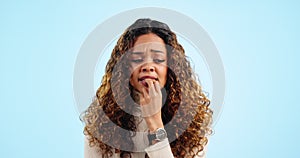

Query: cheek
left=159, top=67, right=168, bottom=84
left=128, top=65, right=135, bottom=76
left=162, top=65, right=168, bottom=76
left=129, top=69, right=138, bottom=84
left=129, top=64, right=139, bottom=74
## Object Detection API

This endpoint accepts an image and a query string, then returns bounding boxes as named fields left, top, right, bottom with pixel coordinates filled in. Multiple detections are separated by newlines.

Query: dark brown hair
left=82, top=18, right=213, bottom=158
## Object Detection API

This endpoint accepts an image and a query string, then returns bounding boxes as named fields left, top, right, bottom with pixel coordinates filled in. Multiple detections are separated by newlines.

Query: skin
left=129, top=33, right=168, bottom=132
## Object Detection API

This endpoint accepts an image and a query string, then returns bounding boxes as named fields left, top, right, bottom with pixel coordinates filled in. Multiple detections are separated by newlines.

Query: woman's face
left=129, top=33, right=168, bottom=93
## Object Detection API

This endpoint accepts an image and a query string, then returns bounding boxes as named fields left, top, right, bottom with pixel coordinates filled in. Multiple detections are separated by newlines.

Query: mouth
left=138, top=76, right=158, bottom=81
left=138, top=76, right=158, bottom=88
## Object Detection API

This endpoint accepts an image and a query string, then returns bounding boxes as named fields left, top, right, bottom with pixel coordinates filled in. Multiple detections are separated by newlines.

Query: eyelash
left=131, top=59, right=165, bottom=63
left=153, top=59, right=165, bottom=63
left=131, top=59, right=143, bottom=63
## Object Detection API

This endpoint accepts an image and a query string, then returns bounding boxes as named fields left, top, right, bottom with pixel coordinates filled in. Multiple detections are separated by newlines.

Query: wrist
left=148, top=125, right=163, bottom=133
left=147, top=128, right=168, bottom=145
left=145, top=119, right=164, bottom=132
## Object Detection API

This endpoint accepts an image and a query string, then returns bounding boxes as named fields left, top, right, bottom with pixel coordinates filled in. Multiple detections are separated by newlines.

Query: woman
left=82, top=18, right=213, bottom=158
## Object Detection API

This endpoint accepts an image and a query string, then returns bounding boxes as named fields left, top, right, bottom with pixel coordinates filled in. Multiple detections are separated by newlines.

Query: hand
left=139, top=79, right=164, bottom=132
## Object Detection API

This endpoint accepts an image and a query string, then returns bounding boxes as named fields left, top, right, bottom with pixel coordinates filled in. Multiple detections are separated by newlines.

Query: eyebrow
left=150, top=49, right=165, bottom=53
left=130, top=49, right=165, bottom=54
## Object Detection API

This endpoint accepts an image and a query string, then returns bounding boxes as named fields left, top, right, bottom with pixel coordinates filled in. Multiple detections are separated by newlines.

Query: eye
left=131, top=59, right=143, bottom=63
left=153, top=59, right=165, bottom=63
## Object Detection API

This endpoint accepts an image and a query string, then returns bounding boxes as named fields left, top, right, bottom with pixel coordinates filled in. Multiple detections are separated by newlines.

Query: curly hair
left=82, top=18, right=213, bottom=158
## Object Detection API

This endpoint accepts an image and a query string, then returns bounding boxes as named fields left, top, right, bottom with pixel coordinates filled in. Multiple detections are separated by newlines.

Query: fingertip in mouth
left=138, top=77, right=158, bottom=82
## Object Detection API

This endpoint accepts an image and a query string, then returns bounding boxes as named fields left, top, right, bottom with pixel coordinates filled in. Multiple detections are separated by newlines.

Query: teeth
left=138, top=78, right=158, bottom=81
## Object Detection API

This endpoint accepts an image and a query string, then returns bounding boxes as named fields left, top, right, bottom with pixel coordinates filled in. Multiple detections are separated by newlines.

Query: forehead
left=133, top=33, right=166, bottom=50
left=131, top=42, right=166, bottom=53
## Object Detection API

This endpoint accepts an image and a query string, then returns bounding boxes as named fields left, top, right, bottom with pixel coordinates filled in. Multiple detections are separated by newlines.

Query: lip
left=138, top=76, right=158, bottom=81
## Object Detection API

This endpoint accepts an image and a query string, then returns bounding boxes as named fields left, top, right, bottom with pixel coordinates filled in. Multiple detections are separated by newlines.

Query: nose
left=141, top=64, right=155, bottom=72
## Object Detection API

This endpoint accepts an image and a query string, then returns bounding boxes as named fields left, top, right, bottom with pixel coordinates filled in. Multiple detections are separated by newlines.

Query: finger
left=141, top=86, right=147, bottom=97
left=154, top=80, right=161, bottom=94
left=141, top=86, right=150, bottom=105
left=145, top=79, right=156, bottom=97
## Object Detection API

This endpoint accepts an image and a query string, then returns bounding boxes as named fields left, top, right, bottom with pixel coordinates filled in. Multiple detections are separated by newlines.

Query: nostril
left=141, top=66, right=155, bottom=72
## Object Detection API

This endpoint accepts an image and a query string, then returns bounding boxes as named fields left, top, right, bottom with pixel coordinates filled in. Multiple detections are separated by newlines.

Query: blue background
left=1, top=0, right=299, bottom=157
